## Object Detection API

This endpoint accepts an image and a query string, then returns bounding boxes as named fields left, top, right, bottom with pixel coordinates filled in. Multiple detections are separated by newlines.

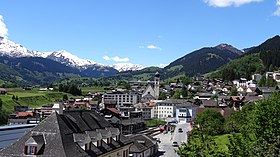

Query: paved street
left=154, top=122, right=191, bottom=157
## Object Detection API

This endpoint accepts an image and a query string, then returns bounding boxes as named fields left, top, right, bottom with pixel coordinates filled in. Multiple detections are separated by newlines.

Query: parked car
left=172, top=141, right=178, bottom=147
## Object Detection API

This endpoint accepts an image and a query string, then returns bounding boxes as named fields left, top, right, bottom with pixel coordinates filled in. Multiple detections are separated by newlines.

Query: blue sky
left=0, top=0, right=280, bottom=67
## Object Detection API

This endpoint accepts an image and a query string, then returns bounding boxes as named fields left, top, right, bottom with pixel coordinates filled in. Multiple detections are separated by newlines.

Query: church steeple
left=154, top=72, right=160, bottom=99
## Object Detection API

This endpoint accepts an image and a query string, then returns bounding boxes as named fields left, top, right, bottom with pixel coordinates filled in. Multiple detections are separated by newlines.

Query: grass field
left=1, top=89, right=72, bottom=113
left=81, top=86, right=108, bottom=94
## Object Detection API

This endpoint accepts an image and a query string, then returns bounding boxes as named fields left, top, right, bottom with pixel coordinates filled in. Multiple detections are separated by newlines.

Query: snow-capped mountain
left=112, top=63, right=144, bottom=72
left=45, top=50, right=98, bottom=68
left=0, top=37, right=38, bottom=57
left=0, top=37, right=144, bottom=72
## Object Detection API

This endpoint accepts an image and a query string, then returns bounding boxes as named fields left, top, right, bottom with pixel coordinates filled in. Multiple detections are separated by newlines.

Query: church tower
left=154, top=72, right=160, bottom=99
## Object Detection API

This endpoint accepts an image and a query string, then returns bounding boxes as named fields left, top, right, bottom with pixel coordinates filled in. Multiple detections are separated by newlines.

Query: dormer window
left=24, top=145, right=37, bottom=155
left=73, top=133, right=91, bottom=151
left=97, top=140, right=102, bottom=147
left=85, top=143, right=91, bottom=151
left=107, top=137, right=112, bottom=144
left=24, top=135, right=45, bottom=155
left=85, top=131, right=102, bottom=147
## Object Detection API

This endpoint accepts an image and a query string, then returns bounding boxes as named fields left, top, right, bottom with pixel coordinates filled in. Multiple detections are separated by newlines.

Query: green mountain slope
left=162, top=44, right=243, bottom=78
left=209, top=53, right=265, bottom=80
left=209, top=35, right=280, bottom=80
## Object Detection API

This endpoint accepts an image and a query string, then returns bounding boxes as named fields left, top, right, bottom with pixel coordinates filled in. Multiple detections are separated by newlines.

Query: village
left=0, top=71, right=279, bottom=156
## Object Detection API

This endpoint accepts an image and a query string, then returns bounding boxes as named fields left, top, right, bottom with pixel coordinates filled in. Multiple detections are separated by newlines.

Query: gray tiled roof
left=128, top=134, right=157, bottom=153
left=0, top=111, right=132, bottom=157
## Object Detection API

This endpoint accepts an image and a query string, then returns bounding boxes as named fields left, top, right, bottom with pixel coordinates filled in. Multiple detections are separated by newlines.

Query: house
left=119, top=107, right=135, bottom=118
left=102, top=99, right=117, bottom=109
left=16, top=111, right=34, bottom=119
left=259, top=87, right=279, bottom=99
left=121, top=118, right=146, bottom=134
left=0, top=88, right=7, bottom=95
left=14, top=106, right=29, bottom=112
left=196, top=108, right=234, bottom=119
left=102, top=92, right=141, bottom=108
left=52, top=102, right=64, bottom=114
left=152, top=100, right=177, bottom=119
left=252, top=74, right=262, bottom=81
left=193, top=92, right=214, bottom=100
left=175, top=102, right=197, bottom=123
left=107, top=116, right=146, bottom=135
left=101, top=107, right=121, bottom=118
left=230, top=96, right=245, bottom=111
left=273, top=72, right=280, bottom=82
left=128, top=134, right=158, bottom=157
left=134, top=103, right=152, bottom=120
left=201, top=100, right=219, bottom=108
left=0, top=110, right=133, bottom=157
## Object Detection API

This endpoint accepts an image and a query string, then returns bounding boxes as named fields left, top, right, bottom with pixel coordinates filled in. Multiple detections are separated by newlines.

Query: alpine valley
left=0, top=35, right=279, bottom=85
left=0, top=37, right=144, bottom=84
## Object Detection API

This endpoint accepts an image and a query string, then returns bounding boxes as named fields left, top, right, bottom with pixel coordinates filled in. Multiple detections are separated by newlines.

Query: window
left=85, top=143, right=91, bottom=150
left=107, top=137, right=112, bottom=144
left=24, top=145, right=37, bottom=155
left=123, top=150, right=126, bottom=157
left=97, top=140, right=102, bottom=147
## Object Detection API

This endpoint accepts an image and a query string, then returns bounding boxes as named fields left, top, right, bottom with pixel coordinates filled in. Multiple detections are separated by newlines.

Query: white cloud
left=273, top=0, right=280, bottom=16
left=103, top=55, right=110, bottom=60
left=204, top=0, right=262, bottom=7
left=102, top=55, right=129, bottom=62
left=147, top=44, right=162, bottom=50
left=0, top=15, right=8, bottom=38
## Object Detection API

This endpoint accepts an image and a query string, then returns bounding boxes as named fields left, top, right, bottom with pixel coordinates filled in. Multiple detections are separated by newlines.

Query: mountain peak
left=215, top=43, right=243, bottom=56
left=216, top=43, right=231, bottom=48
left=47, top=50, right=97, bottom=67
left=0, top=38, right=37, bottom=57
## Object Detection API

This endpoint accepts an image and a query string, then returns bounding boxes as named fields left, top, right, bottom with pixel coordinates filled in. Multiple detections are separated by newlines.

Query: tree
left=172, top=89, right=181, bottom=99
left=0, top=98, right=2, bottom=110
left=258, top=76, right=266, bottom=87
left=258, top=77, right=277, bottom=87
left=227, top=133, right=251, bottom=157
left=230, top=86, right=238, bottom=96
left=177, top=133, right=227, bottom=157
left=63, top=94, right=68, bottom=101
left=266, top=77, right=277, bottom=87
left=224, top=103, right=255, bottom=133
left=226, top=92, right=280, bottom=156
left=181, top=86, right=188, bottom=98
left=253, top=92, right=280, bottom=145
left=195, top=109, right=225, bottom=136
left=210, top=94, right=218, bottom=100
left=158, top=92, right=167, bottom=100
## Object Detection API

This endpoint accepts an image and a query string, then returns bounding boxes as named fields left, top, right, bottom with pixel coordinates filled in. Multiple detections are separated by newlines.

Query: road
left=154, top=122, right=191, bottom=157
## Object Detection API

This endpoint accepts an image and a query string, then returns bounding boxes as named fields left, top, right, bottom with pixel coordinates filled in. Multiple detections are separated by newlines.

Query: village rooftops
left=0, top=110, right=133, bottom=157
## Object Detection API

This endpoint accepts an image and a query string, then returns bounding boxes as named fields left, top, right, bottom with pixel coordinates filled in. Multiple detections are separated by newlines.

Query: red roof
left=106, top=108, right=120, bottom=114
left=74, top=102, right=86, bottom=105
left=17, top=112, right=33, bottom=117
left=231, top=96, right=244, bottom=101
left=146, top=102, right=156, bottom=107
